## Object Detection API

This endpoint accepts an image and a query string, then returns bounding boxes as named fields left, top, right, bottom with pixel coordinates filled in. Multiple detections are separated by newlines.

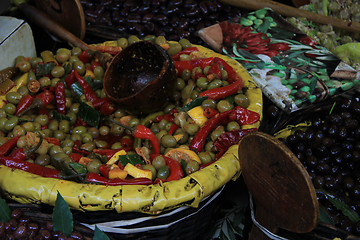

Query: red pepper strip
left=199, top=79, right=242, bottom=100
left=132, top=125, right=160, bottom=154
left=100, top=101, right=116, bottom=115
left=208, top=62, right=222, bottom=79
left=15, top=95, right=34, bottom=116
left=86, top=172, right=152, bottom=186
left=72, top=147, right=91, bottom=155
left=44, top=137, right=60, bottom=146
left=121, top=138, right=133, bottom=151
left=231, top=106, right=260, bottom=125
left=99, top=164, right=110, bottom=178
left=8, top=148, right=27, bottom=161
left=92, top=97, right=109, bottom=109
left=174, top=57, right=214, bottom=76
left=212, top=57, right=238, bottom=83
left=203, top=107, right=218, bottom=118
left=189, top=110, right=233, bottom=153
left=93, top=149, right=120, bottom=160
left=35, top=90, right=55, bottom=107
left=213, top=128, right=258, bottom=160
left=74, top=70, right=99, bottom=102
left=70, top=153, right=83, bottom=162
left=296, top=35, right=318, bottom=47
left=92, top=45, right=122, bottom=55
left=168, top=123, right=179, bottom=135
left=55, top=82, right=66, bottom=115
left=78, top=50, right=92, bottom=64
left=155, top=114, right=174, bottom=122
left=0, top=156, right=60, bottom=178
left=151, top=154, right=184, bottom=182
left=0, top=136, right=20, bottom=156
left=65, top=70, right=77, bottom=88
left=90, top=60, right=101, bottom=71
left=171, top=46, right=199, bottom=61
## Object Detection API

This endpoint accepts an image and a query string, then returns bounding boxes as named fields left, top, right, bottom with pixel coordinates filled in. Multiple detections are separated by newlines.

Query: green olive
left=156, top=165, right=170, bottom=179
left=66, top=112, right=77, bottom=124
left=205, top=141, right=215, bottom=152
left=167, top=42, right=182, bottom=56
left=81, top=133, right=93, bottom=143
left=191, top=67, right=202, bottom=79
left=53, top=130, right=66, bottom=141
left=178, top=38, right=191, bottom=49
left=110, top=142, right=121, bottom=149
left=208, top=79, right=222, bottom=90
left=81, top=142, right=95, bottom=152
left=72, top=126, right=87, bottom=135
left=17, top=136, right=27, bottom=148
left=71, top=47, right=82, bottom=56
left=185, top=160, right=200, bottom=175
left=48, top=119, right=59, bottom=131
left=0, top=118, right=7, bottom=132
left=93, top=66, right=105, bottom=78
left=156, top=130, right=168, bottom=142
left=198, top=152, right=214, bottom=164
left=12, top=125, right=26, bottom=136
left=73, top=60, right=85, bottom=76
left=161, top=135, right=177, bottom=148
left=35, top=114, right=49, bottom=126
left=217, top=100, right=233, bottom=113
left=33, top=122, right=41, bottom=131
left=70, top=133, right=82, bottom=142
left=174, top=129, right=189, bottom=144
left=201, top=99, right=217, bottom=109
left=0, top=109, right=6, bottom=118
left=142, top=164, right=157, bottom=180
left=17, top=60, right=31, bottom=73
left=234, top=93, right=250, bottom=108
left=69, top=103, right=80, bottom=114
left=128, top=35, right=140, bottom=45
left=51, top=77, right=61, bottom=87
left=196, top=77, right=209, bottom=90
left=87, top=159, right=102, bottom=174
left=176, top=78, right=186, bottom=90
left=221, top=70, right=228, bottom=80
left=39, top=76, right=51, bottom=88
left=3, top=103, right=16, bottom=115
left=111, top=124, right=124, bottom=136
left=143, top=35, right=156, bottom=42
left=5, top=116, right=19, bottom=132
left=56, top=48, right=71, bottom=63
left=128, top=118, right=140, bottom=128
left=95, top=139, right=107, bottom=148
left=155, top=36, right=167, bottom=45
left=62, top=146, right=72, bottom=155
left=183, top=123, right=199, bottom=136
left=152, top=155, right=166, bottom=170
left=17, top=86, right=29, bottom=97
left=61, top=139, right=74, bottom=148
left=48, top=145, right=64, bottom=156
left=35, top=154, right=51, bottom=166
left=58, top=120, right=71, bottom=133
left=117, top=38, right=129, bottom=48
left=114, top=109, right=126, bottom=118
left=99, top=125, right=110, bottom=136
left=87, top=127, right=100, bottom=138
left=52, top=152, right=70, bottom=164
left=181, top=69, right=191, bottom=81
left=40, top=129, right=53, bottom=138
left=6, top=92, right=22, bottom=105
left=211, top=126, right=225, bottom=141
left=29, top=57, right=43, bottom=67
left=158, top=119, right=169, bottom=130
left=227, top=121, right=241, bottom=131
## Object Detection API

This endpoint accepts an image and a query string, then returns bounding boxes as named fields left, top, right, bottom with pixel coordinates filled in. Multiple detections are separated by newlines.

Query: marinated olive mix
left=80, top=0, right=242, bottom=44
left=0, top=35, right=259, bottom=186
left=0, top=207, right=87, bottom=239
left=280, top=94, right=360, bottom=235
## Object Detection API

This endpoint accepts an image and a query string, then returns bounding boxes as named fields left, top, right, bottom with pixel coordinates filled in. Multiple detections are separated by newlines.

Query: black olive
left=343, top=176, right=354, bottom=191
left=317, top=163, right=331, bottom=175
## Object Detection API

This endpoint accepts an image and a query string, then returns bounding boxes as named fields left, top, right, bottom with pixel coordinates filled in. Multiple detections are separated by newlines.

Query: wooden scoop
left=220, top=0, right=360, bottom=34
left=238, top=131, right=319, bottom=240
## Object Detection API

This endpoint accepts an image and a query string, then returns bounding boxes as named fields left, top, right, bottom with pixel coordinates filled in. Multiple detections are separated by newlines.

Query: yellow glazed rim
left=0, top=44, right=262, bottom=214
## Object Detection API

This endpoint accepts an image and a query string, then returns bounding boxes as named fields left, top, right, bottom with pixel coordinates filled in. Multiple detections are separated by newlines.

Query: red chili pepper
left=213, top=128, right=258, bottom=160
left=72, top=147, right=90, bottom=155
left=100, top=101, right=116, bottom=115
left=0, top=156, right=60, bottom=178
left=231, top=106, right=260, bottom=125
left=174, top=57, right=214, bottom=76
left=86, top=172, right=152, bottom=186
left=213, top=57, right=238, bottom=83
left=99, top=164, right=111, bottom=178
left=92, top=97, right=109, bottom=109
left=15, top=95, right=34, bottom=116
left=203, top=107, right=218, bottom=118
left=35, top=90, right=54, bottom=107
left=0, top=136, right=20, bottom=156
left=78, top=50, right=93, bottom=64
left=189, top=109, right=233, bottom=153
left=268, top=43, right=290, bottom=51
left=168, top=123, right=179, bottom=135
left=90, top=60, right=101, bottom=71
left=208, top=62, right=222, bottom=79
left=171, top=46, right=199, bottom=61
left=74, top=70, right=99, bottom=102
left=65, top=70, right=77, bottom=88
left=55, top=82, right=66, bottom=115
left=199, top=78, right=242, bottom=100
left=121, top=137, right=133, bottom=151
left=74, top=118, right=88, bottom=127
left=155, top=114, right=174, bottom=122
left=44, top=137, right=60, bottom=146
left=296, top=35, right=318, bottom=47
left=69, top=153, right=83, bottom=162
left=132, top=125, right=160, bottom=154
left=8, top=148, right=27, bottom=161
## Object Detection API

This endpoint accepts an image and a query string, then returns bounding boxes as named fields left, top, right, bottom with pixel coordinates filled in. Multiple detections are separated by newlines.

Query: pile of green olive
left=0, top=34, right=252, bottom=180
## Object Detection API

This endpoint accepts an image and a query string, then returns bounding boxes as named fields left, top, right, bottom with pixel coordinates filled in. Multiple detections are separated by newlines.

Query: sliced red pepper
left=65, top=70, right=77, bottom=88
left=203, top=108, right=218, bottom=118
left=90, top=60, right=101, bottom=71
left=55, top=82, right=66, bottom=115
left=199, top=78, right=242, bottom=100
left=93, top=149, right=120, bottom=160
left=69, top=153, right=83, bottom=162
left=92, top=97, right=109, bottom=109
left=150, top=154, right=184, bottom=182
left=189, top=109, right=233, bottom=153
left=120, top=137, right=133, bottom=151
left=74, top=70, right=99, bottom=102
left=171, top=46, right=199, bottom=61
left=78, top=50, right=93, bottom=64
left=44, top=137, right=60, bottom=146
left=35, top=90, right=54, bottom=107
left=168, top=123, right=179, bottom=135
left=231, top=106, right=260, bottom=125
left=132, top=125, right=160, bottom=154
left=155, top=113, right=174, bottom=122
left=174, top=57, right=214, bottom=76
left=15, top=95, right=34, bottom=116
left=100, top=101, right=116, bottom=115
left=213, top=57, right=238, bottom=83
left=85, top=172, right=152, bottom=186
left=208, top=62, right=222, bottom=79
left=99, top=164, right=111, bottom=178
left=8, top=148, right=27, bottom=161
left=0, top=136, right=20, bottom=156
left=0, top=156, right=60, bottom=178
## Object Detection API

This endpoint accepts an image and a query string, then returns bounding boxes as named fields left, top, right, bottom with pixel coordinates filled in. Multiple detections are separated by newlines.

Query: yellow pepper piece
left=173, top=134, right=184, bottom=142
left=0, top=73, right=28, bottom=108
left=124, top=163, right=152, bottom=180
left=165, top=148, right=201, bottom=164
left=84, top=69, right=95, bottom=79
left=106, top=150, right=127, bottom=165
left=187, top=106, right=208, bottom=127
left=78, top=157, right=93, bottom=166
left=108, top=165, right=128, bottom=180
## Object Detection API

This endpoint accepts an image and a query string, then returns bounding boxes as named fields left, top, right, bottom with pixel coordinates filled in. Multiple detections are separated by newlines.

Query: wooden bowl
left=103, top=41, right=177, bottom=115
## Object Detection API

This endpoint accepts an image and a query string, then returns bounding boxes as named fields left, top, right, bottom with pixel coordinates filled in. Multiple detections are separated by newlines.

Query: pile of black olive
left=280, top=93, right=360, bottom=235
left=80, top=0, right=242, bottom=44
left=0, top=208, right=88, bottom=239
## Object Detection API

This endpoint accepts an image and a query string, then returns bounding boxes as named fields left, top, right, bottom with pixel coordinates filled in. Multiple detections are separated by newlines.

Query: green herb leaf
left=119, top=154, right=145, bottom=167
left=319, top=206, right=334, bottom=225
left=71, top=82, right=83, bottom=97
left=36, top=62, right=55, bottom=76
left=78, top=102, right=100, bottom=128
left=93, top=225, right=111, bottom=240
left=69, top=162, right=88, bottom=175
left=0, top=197, right=11, bottom=222
left=52, top=111, right=72, bottom=122
left=179, top=96, right=208, bottom=112
left=52, top=191, right=73, bottom=237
